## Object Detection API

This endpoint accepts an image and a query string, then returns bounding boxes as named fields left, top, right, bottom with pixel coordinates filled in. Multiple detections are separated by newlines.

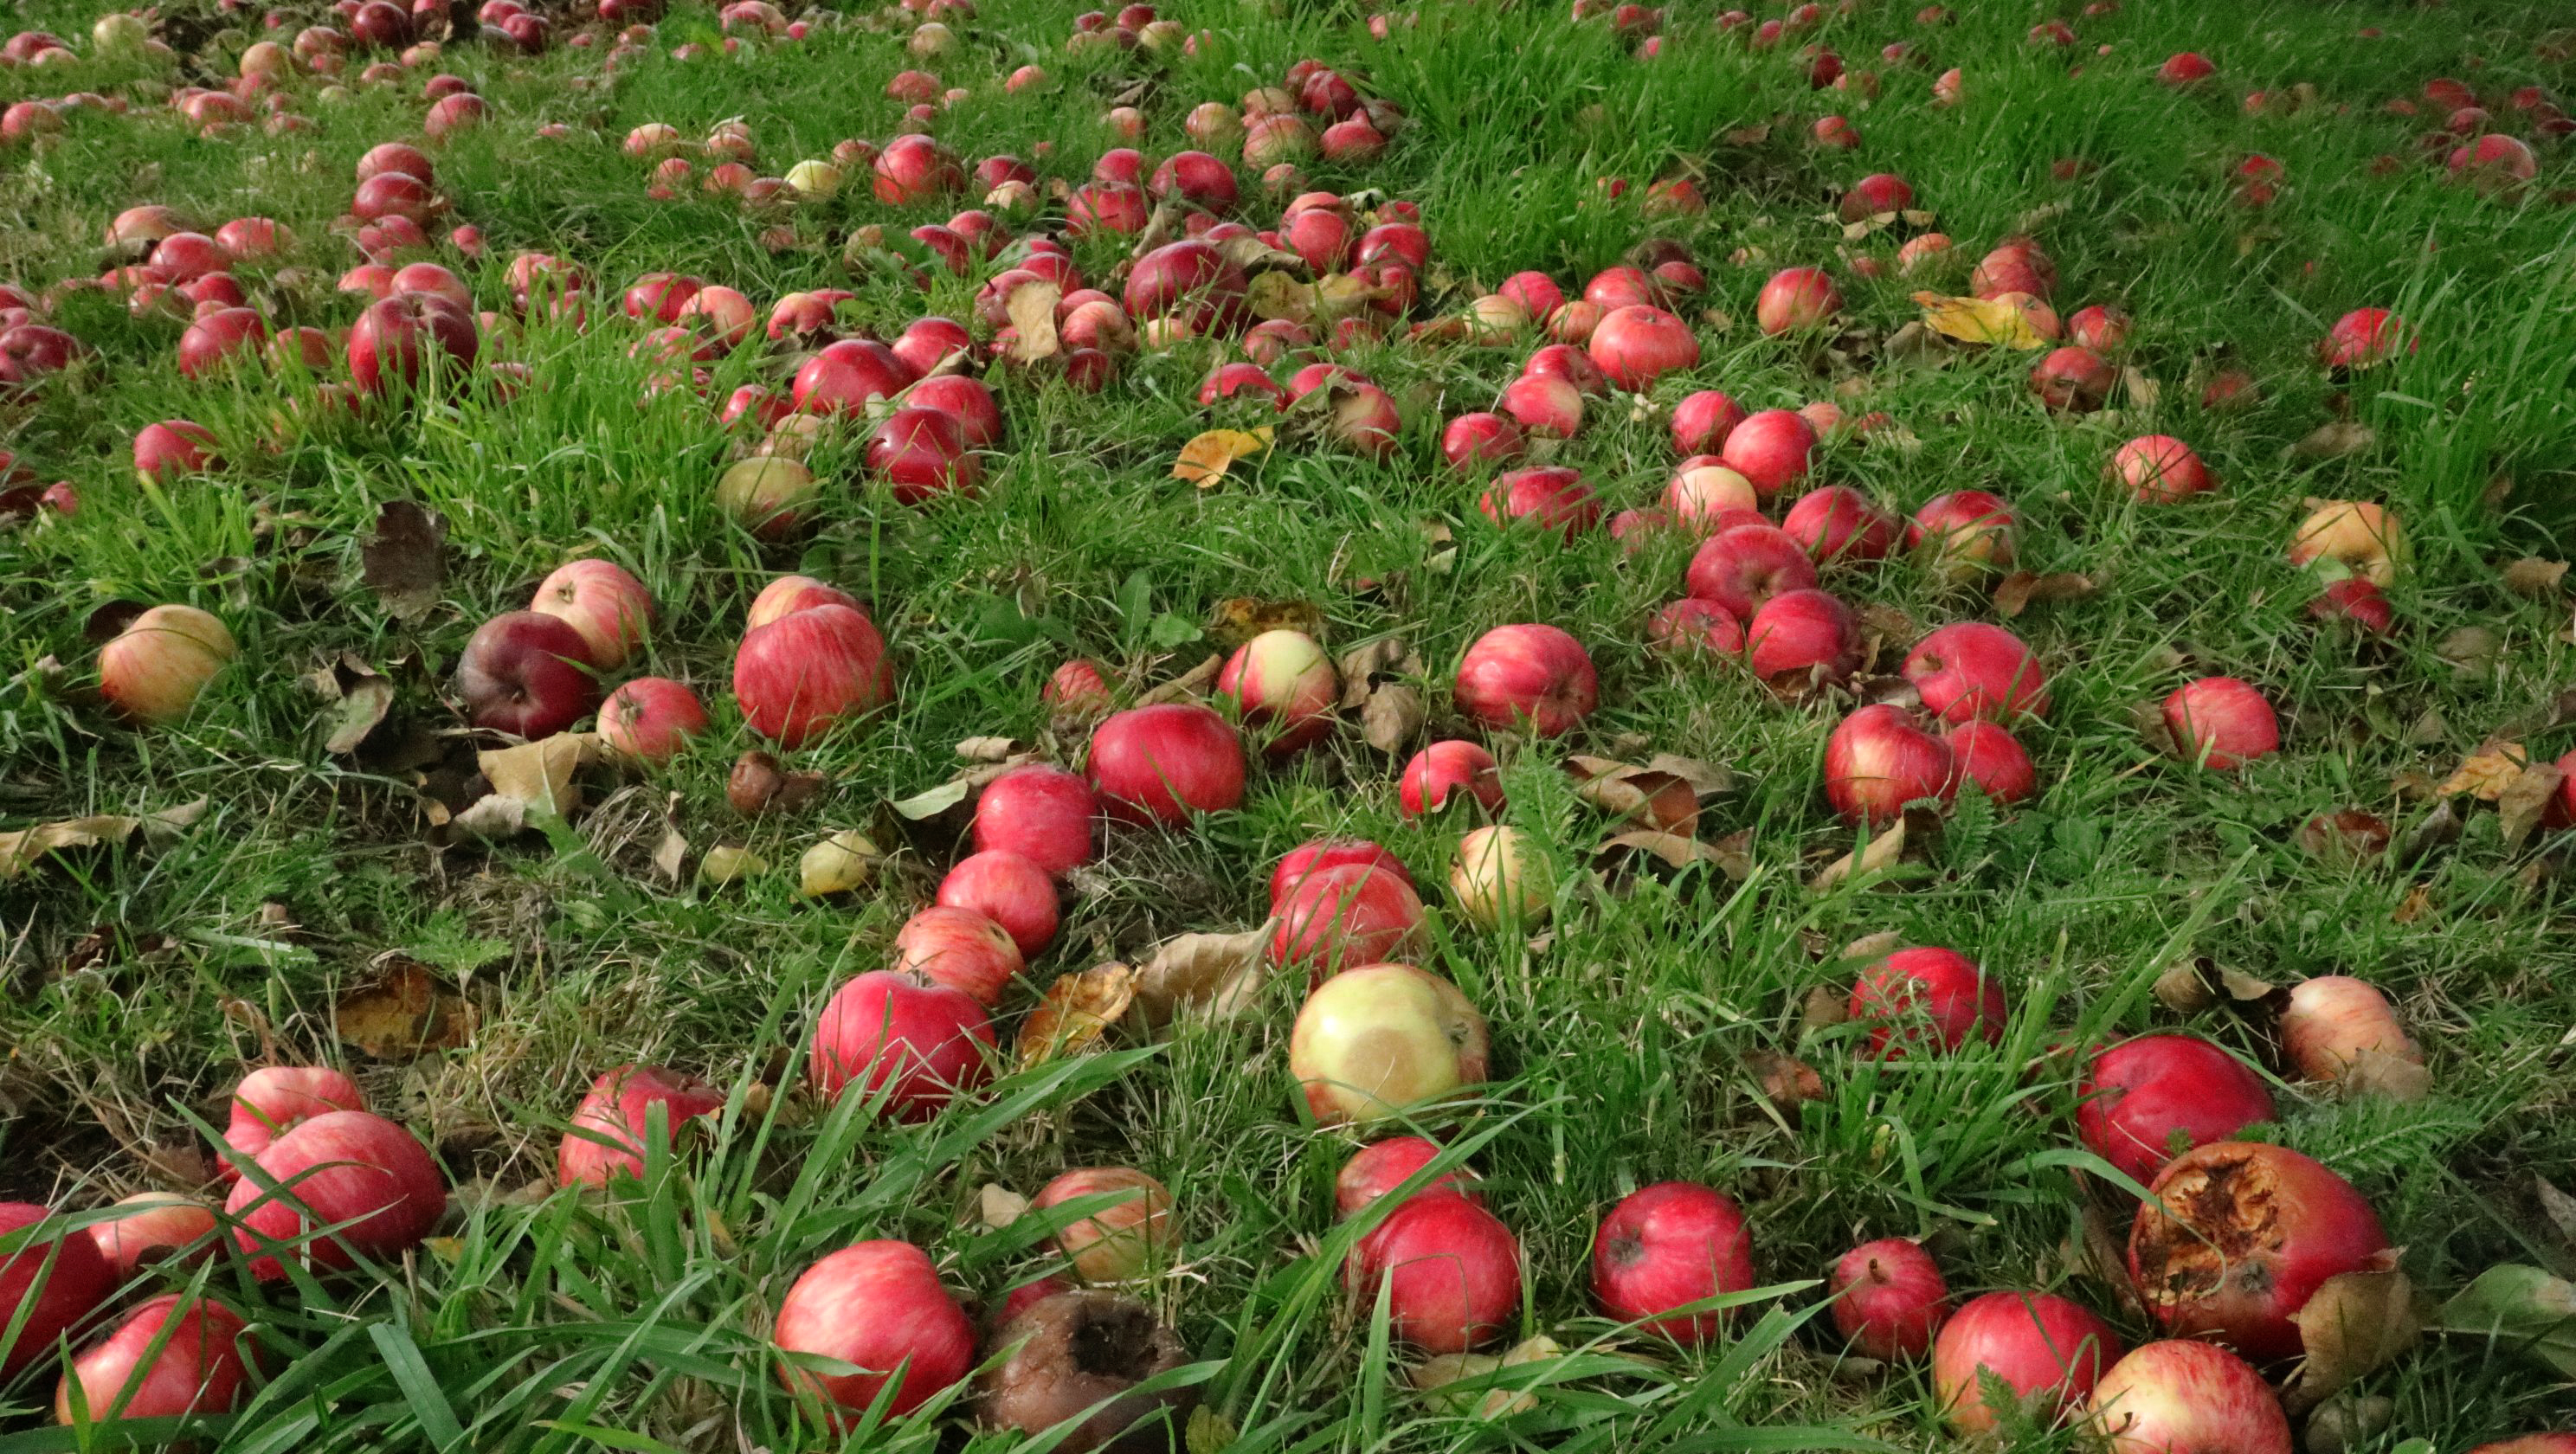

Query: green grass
left=5, top=0, right=2576, bottom=1447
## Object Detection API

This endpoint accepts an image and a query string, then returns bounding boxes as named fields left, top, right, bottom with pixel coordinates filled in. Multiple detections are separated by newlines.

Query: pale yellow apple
left=1288, top=963, right=1490, bottom=1124
left=100, top=605, right=235, bottom=724
left=2287, top=499, right=2406, bottom=585
left=1450, top=826, right=1550, bottom=930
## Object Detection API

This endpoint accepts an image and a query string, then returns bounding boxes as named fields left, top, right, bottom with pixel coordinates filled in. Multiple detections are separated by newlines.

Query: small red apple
left=936, top=850, right=1059, bottom=958
left=1586, top=304, right=1698, bottom=389
left=733, top=604, right=894, bottom=749
left=558, top=1064, right=725, bottom=1188
left=2279, top=975, right=2420, bottom=1087
left=2087, top=1340, right=2291, bottom=1454
left=86, top=1194, right=219, bottom=1277
left=1271, top=863, right=1426, bottom=981
left=973, top=764, right=1098, bottom=877
left=598, top=678, right=707, bottom=763
left=1755, top=266, right=1840, bottom=334
left=454, top=611, right=600, bottom=737
left=1591, top=1181, right=1753, bottom=1345
left=53, top=1295, right=255, bottom=1425
left=1087, top=704, right=1246, bottom=826
left=1943, top=720, right=2035, bottom=804
left=530, top=559, right=654, bottom=670
left=1336, top=1137, right=1480, bottom=1218
left=224, top=1110, right=446, bottom=1279
left=1745, top=588, right=1858, bottom=685
left=99, top=604, right=236, bottom=724
left=892, top=905, right=1024, bottom=1007
left=1345, top=1193, right=1520, bottom=1354
left=1781, top=486, right=1897, bottom=563
left=1686, top=523, right=1818, bottom=619
left=1903, top=621, right=2050, bottom=724
left=1825, top=704, right=1953, bottom=826
left=1399, top=740, right=1504, bottom=818
left=1905, top=489, right=2017, bottom=580
left=1828, top=1238, right=1949, bottom=1360
left=2110, top=434, right=2214, bottom=502
left=1032, top=1168, right=1177, bottom=1281
left=1218, top=629, right=1340, bottom=754
left=2161, top=677, right=2277, bottom=770
left=775, top=1240, right=974, bottom=1421
left=808, top=968, right=995, bottom=1118
left=1, top=1203, right=117, bottom=1380
left=1849, top=945, right=2002, bottom=1055
left=1932, top=1291, right=2122, bottom=1433
left=1716, top=409, right=1816, bottom=497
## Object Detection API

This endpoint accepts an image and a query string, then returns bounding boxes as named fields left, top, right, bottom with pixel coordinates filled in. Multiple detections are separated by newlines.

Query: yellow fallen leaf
left=1016, top=962, right=1136, bottom=1068
left=2437, top=739, right=2529, bottom=801
left=1173, top=428, right=1274, bottom=487
left=1912, top=292, right=2049, bottom=349
left=336, top=956, right=475, bottom=1060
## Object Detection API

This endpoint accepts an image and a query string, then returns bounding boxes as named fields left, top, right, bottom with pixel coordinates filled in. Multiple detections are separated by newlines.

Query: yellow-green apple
left=2109, top=435, right=2213, bottom=502
left=972, top=763, right=1097, bottom=877
left=1932, top=1291, right=2121, bottom=1433
left=2280, top=975, right=2420, bottom=1087
left=936, top=850, right=1059, bottom=958
left=1782, top=485, right=1897, bottom=563
left=598, top=678, right=707, bottom=763
left=717, top=457, right=815, bottom=539
left=224, top=1110, right=445, bottom=1278
left=2161, top=676, right=2277, bottom=770
left=1824, top=704, right=1953, bottom=825
left=530, top=559, right=654, bottom=669
left=1746, top=588, right=1858, bottom=685
left=1032, top=1167, right=1177, bottom=1281
left=808, top=968, right=994, bottom=1119
left=1592, top=1181, right=1754, bottom=1344
left=1289, top=963, right=1489, bottom=1123
left=454, top=610, right=600, bottom=737
left=892, top=905, right=1025, bottom=1007
left=2085, top=1340, right=2291, bottom=1454
left=1452, top=624, right=1596, bottom=735
left=1943, top=720, right=2034, bottom=804
left=1716, top=408, right=1815, bottom=497
left=1664, top=459, right=1759, bottom=529
left=1336, top=1136, right=1482, bottom=1217
left=1218, top=628, right=1340, bottom=754
left=53, top=1295, right=254, bottom=1424
left=1450, top=825, right=1549, bottom=929
left=1850, top=945, right=2004, bottom=1055
left=2287, top=499, right=2405, bottom=584
left=1755, top=266, right=1840, bottom=334
left=557, top=1063, right=724, bottom=1188
left=99, top=604, right=235, bottom=723
left=1086, top=704, right=1245, bottom=825
left=1271, top=863, right=1426, bottom=981
left=2076, top=1035, right=2276, bottom=1188
left=1905, top=490, right=2018, bottom=581
left=1686, top=522, right=1817, bottom=618
left=1829, top=1238, right=1950, bottom=1359
left=732, top=603, right=893, bottom=748
left=1670, top=389, right=1746, bottom=454
left=0, top=1203, right=116, bottom=1380
left=775, top=1240, right=973, bottom=1421
left=1399, top=741, right=1503, bottom=818
left=1585, top=304, right=1698, bottom=389
left=1903, top=622, right=2049, bottom=724
left=86, top=1193, right=218, bottom=1277
left=1344, top=1193, right=1520, bottom=1353
left=2128, top=1141, right=2386, bottom=1360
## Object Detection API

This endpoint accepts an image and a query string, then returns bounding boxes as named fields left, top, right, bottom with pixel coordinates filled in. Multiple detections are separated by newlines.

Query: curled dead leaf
left=1800, top=985, right=1851, bottom=1035
left=453, top=733, right=586, bottom=838
left=1993, top=570, right=2099, bottom=618
left=362, top=500, right=447, bottom=621
left=1596, top=827, right=1729, bottom=872
left=2291, top=421, right=2377, bottom=460
left=956, top=737, right=1028, bottom=762
left=2438, top=739, right=2529, bottom=800
left=1131, top=923, right=1273, bottom=1025
left=2343, top=1046, right=2434, bottom=1102
left=1173, top=427, right=1273, bottom=487
left=2150, top=957, right=2283, bottom=1016
left=2504, top=557, right=2570, bottom=599
left=1003, top=278, right=1061, bottom=363
left=1361, top=683, right=1424, bottom=754
left=2438, top=626, right=2503, bottom=679
left=1016, top=961, right=1136, bottom=1068
left=1912, top=292, right=2050, bottom=349
left=1336, top=638, right=1419, bottom=709
left=1207, top=597, right=1323, bottom=649
left=0, top=798, right=209, bottom=880
left=1136, top=653, right=1223, bottom=706
left=978, top=1182, right=1031, bottom=1230
left=336, top=955, right=474, bottom=1060
left=1567, top=759, right=1701, bottom=833
left=2283, top=1269, right=2421, bottom=1415
left=1808, top=812, right=1912, bottom=891
left=1709, top=828, right=1754, bottom=883
left=1744, top=1049, right=1824, bottom=1109
left=2500, top=762, right=2566, bottom=850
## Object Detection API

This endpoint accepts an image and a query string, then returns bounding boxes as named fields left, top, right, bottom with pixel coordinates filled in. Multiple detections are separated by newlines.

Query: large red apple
left=1781, top=486, right=1897, bottom=563
left=1591, top=1181, right=1754, bottom=1345
left=866, top=405, right=980, bottom=503
left=1754, top=267, right=1840, bottom=334
left=892, top=905, right=1025, bottom=1007
left=1345, top=1193, right=1520, bottom=1354
left=1670, top=389, right=1746, bottom=454
left=1271, top=863, right=1426, bottom=981
left=530, top=560, right=653, bottom=670
left=53, top=1295, right=255, bottom=1425
left=1479, top=466, right=1601, bottom=539
left=1717, top=409, right=1816, bottom=497
left=2128, top=1141, right=2388, bottom=1361
left=936, top=850, right=1059, bottom=958
left=1271, top=839, right=1412, bottom=908
left=733, top=603, right=894, bottom=748
left=1586, top=304, right=1698, bottom=389
left=2086, top=1340, right=2291, bottom=1454
left=1686, top=523, right=1817, bottom=619
left=1218, top=629, right=1339, bottom=754
left=808, top=968, right=995, bottom=1119
left=2161, top=677, right=2277, bottom=770
left=224, top=1110, right=446, bottom=1279
left=1289, top=963, right=1489, bottom=1123
left=86, top=1194, right=218, bottom=1277
left=1932, top=1291, right=2122, bottom=1433
left=222, top=1065, right=364, bottom=1175
left=1824, top=704, right=1953, bottom=826
left=99, top=604, right=236, bottom=724
left=1399, top=740, right=1504, bottom=818
left=1829, top=1238, right=1949, bottom=1360
left=1849, top=945, right=2003, bottom=1055
left=2077, top=1035, right=2276, bottom=1188
left=972, top=763, right=1098, bottom=877
left=790, top=338, right=916, bottom=414
left=775, top=1240, right=974, bottom=1421
left=454, top=610, right=601, bottom=738
left=1903, top=622, right=2050, bottom=724
left=347, top=291, right=478, bottom=396
left=0, top=1203, right=116, bottom=1380
left=1452, top=624, right=1597, bottom=736
left=1745, top=589, right=1858, bottom=686
left=1086, top=703, right=1246, bottom=826
left=1336, top=1137, right=1481, bottom=1218
left=558, top=1064, right=725, bottom=1189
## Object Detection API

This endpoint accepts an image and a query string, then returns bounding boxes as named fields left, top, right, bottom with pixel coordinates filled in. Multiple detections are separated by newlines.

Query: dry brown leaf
left=1809, top=814, right=1909, bottom=891
left=978, top=1182, right=1030, bottom=1230
left=2344, top=1046, right=2434, bottom=1102
left=1644, top=753, right=1731, bottom=795
left=1800, top=985, right=1851, bottom=1034
left=454, top=733, right=586, bottom=837
left=336, top=956, right=474, bottom=1060
left=1207, top=597, right=1323, bottom=649
left=653, top=826, right=688, bottom=883
left=1361, top=683, right=1424, bottom=754
left=2150, top=957, right=2283, bottom=1015
left=1003, top=279, right=1061, bottom=363
left=2438, top=739, right=2529, bottom=800
left=2118, top=366, right=2161, bottom=409
left=1246, top=270, right=1317, bottom=325
left=2504, top=557, right=2570, bottom=599
left=362, top=500, right=446, bottom=621
left=1567, top=760, right=1701, bottom=833
left=1710, top=828, right=1754, bottom=883
left=2284, top=1270, right=2422, bottom=1414
left=2500, top=762, right=2567, bottom=849
left=1173, top=427, right=1274, bottom=487
left=2292, top=421, right=2378, bottom=460
left=2394, top=799, right=2463, bottom=868
left=1135, top=653, right=1223, bottom=706
left=1911, top=292, right=2051, bottom=349
left=2306, top=1395, right=2396, bottom=1454
left=1211, top=232, right=1308, bottom=275
left=2438, top=626, right=2503, bottom=679
left=1596, top=828, right=1729, bottom=871
left=956, top=737, right=1028, bottom=762
left=1837, top=930, right=1905, bottom=963
left=1131, top=923, right=1273, bottom=1025
left=1016, top=962, right=1136, bottom=1069
left=1993, top=570, right=2098, bottom=618
left=2392, top=885, right=2434, bottom=924
left=310, top=655, right=398, bottom=756
left=2536, top=1177, right=2576, bottom=1247
left=0, top=799, right=206, bottom=880
left=1336, top=638, right=1418, bottom=709
left=1744, top=1049, right=1824, bottom=1109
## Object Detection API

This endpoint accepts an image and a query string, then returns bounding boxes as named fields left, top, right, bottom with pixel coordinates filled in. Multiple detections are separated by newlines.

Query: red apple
left=347, top=291, right=478, bottom=396
left=133, top=421, right=220, bottom=484
left=1271, top=839, right=1411, bottom=907
left=746, top=575, right=857, bottom=630
left=936, top=851, right=1059, bottom=958
left=808, top=968, right=995, bottom=1117
left=99, top=604, right=236, bottom=724
left=1825, top=704, right=1953, bottom=826
left=530, top=559, right=653, bottom=670
left=1932, top=1291, right=2122, bottom=1433
left=1716, top=409, right=1816, bottom=497
left=1943, top=720, right=2035, bottom=804
left=1271, top=863, right=1426, bottom=981
left=866, top=405, right=980, bottom=504
left=454, top=610, right=599, bottom=737
left=2318, top=307, right=2406, bottom=368
left=1744, top=588, right=1858, bottom=685
left=1032, top=1168, right=1177, bottom=1281
left=1336, top=1137, right=1480, bottom=1218
left=791, top=338, right=916, bottom=414
left=598, top=678, right=707, bottom=763
left=177, top=307, right=267, bottom=381
left=1591, top=1181, right=1754, bottom=1345
left=2069, top=304, right=2130, bottom=351
left=1479, top=466, right=1600, bottom=539
left=1086, top=704, right=1245, bottom=826
left=2129, top=1141, right=2388, bottom=1361
left=1522, top=342, right=1608, bottom=396
left=1905, top=490, right=2017, bottom=580
left=2161, top=677, right=2277, bottom=770
left=1439, top=411, right=1524, bottom=468
left=2087, top=1340, right=2291, bottom=1454
left=1344, top=1193, right=1519, bottom=1354
left=1648, top=598, right=1746, bottom=658
left=1043, top=658, right=1116, bottom=717
left=733, top=604, right=894, bottom=748
left=892, top=905, right=1024, bottom=1007
left=1850, top=945, right=2001, bottom=1055
left=2110, top=434, right=2214, bottom=502
left=1218, top=629, right=1340, bottom=754
left=2029, top=345, right=2115, bottom=412
left=1290, top=963, right=1490, bottom=1123
left=1664, top=460, right=1758, bottom=528
left=2077, top=1035, right=2275, bottom=1189
left=2279, top=976, right=2420, bottom=1087
left=224, top=1110, right=445, bottom=1278
left=1122, top=239, right=1248, bottom=331
left=2309, top=579, right=2395, bottom=636
left=0, top=1203, right=116, bottom=1380
left=1497, top=373, right=1583, bottom=440
left=1452, top=624, right=1598, bottom=736
left=53, top=1295, right=254, bottom=1425
left=1781, top=486, right=1897, bottom=563
left=1839, top=171, right=1914, bottom=222
left=1903, top=622, right=2049, bottom=724
left=909, top=374, right=1002, bottom=449
left=873, top=132, right=965, bottom=203
left=558, top=1064, right=725, bottom=1188
left=775, top=1240, right=974, bottom=1420
left=973, top=764, right=1098, bottom=877
left=1755, top=267, right=1840, bottom=334
left=1586, top=304, right=1698, bottom=389
left=1829, top=1238, right=1949, bottom=1360
left=86, top=1194, right=218, bottom=1277
left=1686, top=523, right=1818, bottom=621
left=1671, top=389, right=1747, bottom=454
left=1400, top=740, right=1504, bottom=818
